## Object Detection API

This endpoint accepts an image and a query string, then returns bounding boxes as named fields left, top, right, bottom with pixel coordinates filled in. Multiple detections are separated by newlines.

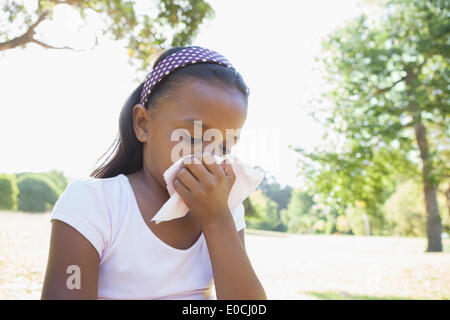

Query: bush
left=17, top=173, right=59, bottom=213
left=245, top=190, right=280, bottom=230
left=44, top=169, right=69, bottom=194
left=344, top=204, right=371, bottom=236
left=336, top=215, right=351, bottom=234
left=384, top=180, right=448, bottom=237
left=0, top=174, right=19, bottom=210
left=280, top=188, right=316, bottom=233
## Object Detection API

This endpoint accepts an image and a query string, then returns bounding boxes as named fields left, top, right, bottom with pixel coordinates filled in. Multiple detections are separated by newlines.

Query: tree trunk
left=413, top=117, right=442, bottom=252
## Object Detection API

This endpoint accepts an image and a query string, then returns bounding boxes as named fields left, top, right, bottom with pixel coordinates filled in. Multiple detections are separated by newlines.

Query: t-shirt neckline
left=119, top=173, right=204, bottom=256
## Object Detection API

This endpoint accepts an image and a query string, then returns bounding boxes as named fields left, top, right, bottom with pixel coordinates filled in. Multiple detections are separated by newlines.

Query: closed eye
left=184, top=134, right=231, bottom=154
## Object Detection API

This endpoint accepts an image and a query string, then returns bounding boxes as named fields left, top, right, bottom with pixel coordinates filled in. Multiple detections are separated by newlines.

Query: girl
left=41, top=45, right=267, bottom=300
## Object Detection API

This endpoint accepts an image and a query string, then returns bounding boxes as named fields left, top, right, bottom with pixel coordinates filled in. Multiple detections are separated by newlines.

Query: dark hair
left=90, top=46, right=250, bottom=178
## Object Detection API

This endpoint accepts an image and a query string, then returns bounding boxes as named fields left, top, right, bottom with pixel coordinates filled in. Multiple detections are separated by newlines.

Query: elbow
left=243, top=288, right=268, bottom=300
left=256, top=289, right=268, bottom=300
left=246, top=283, right=268, bottom=300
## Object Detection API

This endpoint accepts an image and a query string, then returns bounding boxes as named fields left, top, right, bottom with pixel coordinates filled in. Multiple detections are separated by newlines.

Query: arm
left=41, top=220, right=99, bottom=299
left=203, top=215, right=266, bottom=300
left=173, top=153, right=266, bottom=300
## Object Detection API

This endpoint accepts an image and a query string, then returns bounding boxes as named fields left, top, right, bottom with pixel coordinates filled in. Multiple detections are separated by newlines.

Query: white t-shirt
left=50, top=173, right=246, bottom=300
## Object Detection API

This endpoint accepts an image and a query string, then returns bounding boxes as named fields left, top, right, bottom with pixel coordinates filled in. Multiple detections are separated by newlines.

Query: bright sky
left=0, top=0, right=371, bottom=187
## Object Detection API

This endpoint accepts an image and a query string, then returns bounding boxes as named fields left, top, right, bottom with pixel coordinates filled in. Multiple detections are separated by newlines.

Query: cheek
left=143, top=125, right=174, bottom=174
left=150, top=130, right=186, bottom=169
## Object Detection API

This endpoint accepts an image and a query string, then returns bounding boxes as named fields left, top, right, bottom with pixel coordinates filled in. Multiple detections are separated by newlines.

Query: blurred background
left=0, top=0, right=449, bottom=299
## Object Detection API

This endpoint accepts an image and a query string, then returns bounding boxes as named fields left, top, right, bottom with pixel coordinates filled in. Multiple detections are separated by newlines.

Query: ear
left=132, top=104, right=150, bottom=142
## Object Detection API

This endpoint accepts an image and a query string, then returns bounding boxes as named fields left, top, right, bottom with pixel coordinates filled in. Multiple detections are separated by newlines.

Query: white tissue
left=151, top=154, right=264, bottom=224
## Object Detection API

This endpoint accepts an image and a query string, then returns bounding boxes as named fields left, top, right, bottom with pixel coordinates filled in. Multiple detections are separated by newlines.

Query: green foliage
left=258, top=171, right=293, bottom=212
left=296, top=0, right=449, bottom=237
left=256, top=170, right=292, bottom=231
left=279, top=188, right=332, bottom=234
left=280, top=188, right=312, bottom=231
left=344, top=199, right=389, bottom=235
left=1, top=0, right=214, bottom=71
left=384, top=180, right=449, bottom=236
left=17, top=173, right=60, bottom=213
left=243, top=197, right=258, bottom=219
left=336, top=214, right=351, bottom=234
left=0, top=173, right=19, bottom=210
left=244, top=190, right=280, bottom=231
left=384, top=180, right=426, bottom=236
left=44, top=169, right=69, bottom=194
left=298, top=145, right=411, bottom=226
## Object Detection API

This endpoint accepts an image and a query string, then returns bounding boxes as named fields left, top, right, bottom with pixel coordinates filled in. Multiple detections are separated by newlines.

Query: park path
left=244, top=230, right=450, bottom=299
left=0, top=211, right=449, bottom=299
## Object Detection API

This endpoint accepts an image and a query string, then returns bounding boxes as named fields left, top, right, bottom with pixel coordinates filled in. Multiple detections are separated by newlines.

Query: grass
left=0, top=210, right=449, bottom=300
left=306, top=291, right=422, bottom=300
left=306, top=290, right=449, bottom=300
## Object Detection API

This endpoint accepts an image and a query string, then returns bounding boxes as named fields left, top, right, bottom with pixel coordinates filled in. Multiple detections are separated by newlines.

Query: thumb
left=223, top=161, right=236, bottom=184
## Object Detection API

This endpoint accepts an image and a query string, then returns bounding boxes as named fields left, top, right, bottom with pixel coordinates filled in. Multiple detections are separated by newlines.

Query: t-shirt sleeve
left=50, top=178, right=111, bottom=258
left=231, top=202, right=246, bottom=232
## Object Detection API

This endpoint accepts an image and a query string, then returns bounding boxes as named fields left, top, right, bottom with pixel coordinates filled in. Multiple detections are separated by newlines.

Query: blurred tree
left=256, top=168, right=292, bottom=231
left=446, top=184, right=450, bottom=229
left=44, top=169, right=69, bottom=194
left=384, top=180, right=449, bottom=236
left=17, top=173, right=59, bottom=212
left=280, top=188, right=315, bottom=233
left=0, top=173, right=19, bottom=210
left=297, top=0, right=449, bottom=251
left=385, top=180, right=427, bottom=236
left=258, top=172, right=293, bottom=212
left=245, top=189, right=279, bottom=231
left=0, top=0, right=214, bottom=70
left=243, top=197, right=257, bottom=218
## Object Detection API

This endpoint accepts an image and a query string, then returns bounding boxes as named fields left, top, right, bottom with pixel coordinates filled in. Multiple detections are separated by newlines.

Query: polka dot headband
left=140, top=46, right=236, bottom=106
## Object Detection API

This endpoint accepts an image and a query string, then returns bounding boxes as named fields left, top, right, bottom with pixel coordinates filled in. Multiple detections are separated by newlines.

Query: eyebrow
left=181, top=118, right=211, bottom=130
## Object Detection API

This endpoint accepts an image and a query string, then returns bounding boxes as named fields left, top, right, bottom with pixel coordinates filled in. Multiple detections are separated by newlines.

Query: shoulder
left=59, top=176, right=104, bottom=201
left=50, top=174, right=126, bottom=257
left=55, top=174, right=125, bottom=209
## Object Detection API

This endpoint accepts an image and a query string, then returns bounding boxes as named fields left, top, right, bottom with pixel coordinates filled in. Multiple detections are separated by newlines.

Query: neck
left=139, top=163, right=169, bottom=200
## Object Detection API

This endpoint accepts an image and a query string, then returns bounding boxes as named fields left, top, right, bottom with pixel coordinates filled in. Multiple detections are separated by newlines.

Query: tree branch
left=30, top=38, right=79, bottom=51
left=375, top=59, right=427, bottom=95
left=0, top=11, right=50, bottom=51
left=375, top=76, right=407, bottom=95
left=0, top=6, right=87, bottom=52
left=47, top=0, right=85, bottom=5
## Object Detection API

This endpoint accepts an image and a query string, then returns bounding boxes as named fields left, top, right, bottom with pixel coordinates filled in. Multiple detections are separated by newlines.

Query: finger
left=182, top=154, right=201, bottom=165
left=222, top=162, right=233, bottom=176
left=220, top=158, right=228, bottom=172
left=173, top=177, right=191, bottom=199
left=182, top=155, right=210, bottom=182
left=175, top=167, right=200, bottom=191
left=224, top=162, right=236, bottom=184
left=201, top=152, right=224, bottom=176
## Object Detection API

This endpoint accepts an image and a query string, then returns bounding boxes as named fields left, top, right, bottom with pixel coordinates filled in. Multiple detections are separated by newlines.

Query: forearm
left=202, top=211, right=267, bottom=300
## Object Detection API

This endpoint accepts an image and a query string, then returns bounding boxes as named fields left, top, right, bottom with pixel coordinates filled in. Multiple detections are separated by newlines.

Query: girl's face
left=133, top=79, right=248, bottom=187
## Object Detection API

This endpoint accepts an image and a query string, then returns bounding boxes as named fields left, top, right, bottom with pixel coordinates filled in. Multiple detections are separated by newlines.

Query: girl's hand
left=172, top=152, right=236, bottom=227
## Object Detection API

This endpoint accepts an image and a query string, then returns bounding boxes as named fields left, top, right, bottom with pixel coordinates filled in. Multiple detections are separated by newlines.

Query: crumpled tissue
left=151, top=154, right=264, bottom=224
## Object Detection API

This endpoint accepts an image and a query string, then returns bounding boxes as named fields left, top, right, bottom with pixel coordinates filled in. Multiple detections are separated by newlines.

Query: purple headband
left=140, top=46, right=236, bottom=106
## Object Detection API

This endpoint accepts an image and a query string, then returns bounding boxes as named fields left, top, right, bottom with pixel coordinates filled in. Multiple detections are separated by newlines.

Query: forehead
left=159, top=79, right=248, bottom=130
